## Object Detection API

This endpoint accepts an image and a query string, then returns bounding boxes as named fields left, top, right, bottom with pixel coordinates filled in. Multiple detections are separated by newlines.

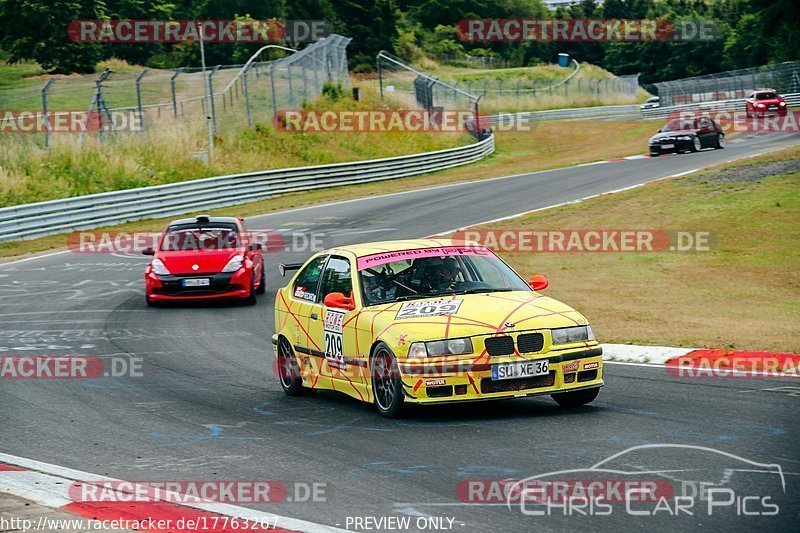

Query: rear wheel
left=551, top=387, right=599, bottom=408
left=277, top=337, right=306, bottom=396
left=715, top=133, right=725, bottom=149
left=371, top=344, right=404, bottom=418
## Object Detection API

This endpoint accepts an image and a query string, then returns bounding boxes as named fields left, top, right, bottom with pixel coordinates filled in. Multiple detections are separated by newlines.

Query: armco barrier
left=488, top=104, right=640, bottom=125
left=0, top=135, right=494, bottom=242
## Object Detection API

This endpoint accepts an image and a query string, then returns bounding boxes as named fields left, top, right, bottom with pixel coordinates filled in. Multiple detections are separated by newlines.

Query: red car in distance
left=143, top=215, right=265, bottom=306
left=745, top=89, right=788, bottom=117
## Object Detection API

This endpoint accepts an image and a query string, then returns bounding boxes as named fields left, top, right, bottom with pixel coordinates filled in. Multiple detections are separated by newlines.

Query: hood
left=650, top=130, right=697, bottom=142
left=363, top=291, right=589, bottom=341
left=154, top=249, right=243, bottom=275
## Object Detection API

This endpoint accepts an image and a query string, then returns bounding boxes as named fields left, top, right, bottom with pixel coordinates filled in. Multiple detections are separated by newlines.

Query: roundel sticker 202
left=395, top=299, right=463, bottom=320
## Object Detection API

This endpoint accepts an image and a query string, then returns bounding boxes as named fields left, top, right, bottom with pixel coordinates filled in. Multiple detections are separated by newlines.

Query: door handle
left=310, top=313, right=318, bottom=320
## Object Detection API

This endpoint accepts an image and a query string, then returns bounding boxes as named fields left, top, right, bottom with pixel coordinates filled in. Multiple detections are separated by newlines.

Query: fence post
left=41, top=79, right=55, bottom=148
left=135, top=69, right=148, bottom=133
left=302, top=63, right=308, bottom=102
left=288, top=64, right=295, bottom=108
left=243, top=64, right=253, bottom=128
left=269, top=63, right=278, bottom=118
left=208, top=66, right=220, bottom=136
left=170, top=68, right=183, bottom=120
left=377, top=56, right=383, bottom=99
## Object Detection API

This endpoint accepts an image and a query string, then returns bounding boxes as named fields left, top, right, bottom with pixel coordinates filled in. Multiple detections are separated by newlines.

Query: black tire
left=649, top=152, right=659, bottom=158
left=715, top=133, right=725, bottom=149
left=277, top=337, right=306, bottom=396
left=243, top=273, right=257, bottom=305
left=691, top=136, right=702, bottom=152
left=371, top=344, right=404, bottom=418
left=255, top=263, right=266, bottom=294
left=551, top=387, right=600, bottom=408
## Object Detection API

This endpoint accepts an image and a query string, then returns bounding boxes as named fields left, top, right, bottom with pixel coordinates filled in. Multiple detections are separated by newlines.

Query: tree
left=0, top=0, right=106, bottom=73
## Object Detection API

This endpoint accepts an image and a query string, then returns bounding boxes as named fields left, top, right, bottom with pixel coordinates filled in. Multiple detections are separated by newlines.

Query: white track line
left=0, top=452, right=347, bottom=533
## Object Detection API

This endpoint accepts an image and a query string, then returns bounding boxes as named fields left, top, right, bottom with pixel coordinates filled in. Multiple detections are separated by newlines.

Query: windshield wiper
left=456, top=288, right=514, bottom=295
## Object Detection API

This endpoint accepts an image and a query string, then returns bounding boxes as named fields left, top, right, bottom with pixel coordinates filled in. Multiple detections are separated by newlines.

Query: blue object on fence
left=558, top=53, right=570, bottom=67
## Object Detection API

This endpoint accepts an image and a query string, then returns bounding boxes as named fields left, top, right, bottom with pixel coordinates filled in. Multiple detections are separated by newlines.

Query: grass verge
left=472, top=145, right=800, bottom=352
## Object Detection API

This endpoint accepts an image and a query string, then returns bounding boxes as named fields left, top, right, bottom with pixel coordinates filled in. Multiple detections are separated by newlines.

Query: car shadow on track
left=288, top=389, right=605, bottom=424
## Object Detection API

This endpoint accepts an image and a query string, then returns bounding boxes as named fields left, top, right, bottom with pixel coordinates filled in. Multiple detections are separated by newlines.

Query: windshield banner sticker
left=395, top=299, right=463, bottom=320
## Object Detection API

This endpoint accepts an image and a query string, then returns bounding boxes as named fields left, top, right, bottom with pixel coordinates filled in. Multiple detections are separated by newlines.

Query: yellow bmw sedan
left=272, top=239, right=603, bottom=417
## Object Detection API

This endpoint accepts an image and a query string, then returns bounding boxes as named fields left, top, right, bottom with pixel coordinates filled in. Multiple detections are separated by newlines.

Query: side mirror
left=529, top=274, right=549, bottom=291
left=142, top=247, right=155, bottom=256
left=657, top=129, right=662, bottom=133
left=324, top=292, right=355, bottom=311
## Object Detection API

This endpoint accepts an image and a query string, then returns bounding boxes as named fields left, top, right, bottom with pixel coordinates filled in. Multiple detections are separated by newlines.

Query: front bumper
left=649, top=139, right=694, bottom=154
left=145, top=269, right=251, bottom=301
left=399, top=347, right=604, bottom=404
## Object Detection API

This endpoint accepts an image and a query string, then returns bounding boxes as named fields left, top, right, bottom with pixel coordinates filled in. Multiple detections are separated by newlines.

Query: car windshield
left=756, top=92, right=778, bottom=100
left=160, top=222, right=241, bottom=251
left=660, top=118, right=695, bottom=132
left=646, top=97, right=659, bottom=103
left=357, top=247, right=530, bottom=306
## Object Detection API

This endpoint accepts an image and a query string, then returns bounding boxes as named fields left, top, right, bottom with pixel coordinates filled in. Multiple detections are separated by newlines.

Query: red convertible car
left=143, top=215, right=265, bottom=306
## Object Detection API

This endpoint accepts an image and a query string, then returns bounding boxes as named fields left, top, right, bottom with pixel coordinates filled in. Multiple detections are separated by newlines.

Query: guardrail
left=640, top=93, right=800, bottom=118
left=0, top=135, right=494, bottom=243
left=487, top=104, right=640, bottom=125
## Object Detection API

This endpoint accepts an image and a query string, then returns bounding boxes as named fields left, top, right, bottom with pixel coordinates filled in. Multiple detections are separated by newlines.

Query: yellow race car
left=272, top=239, right=603, bottom=417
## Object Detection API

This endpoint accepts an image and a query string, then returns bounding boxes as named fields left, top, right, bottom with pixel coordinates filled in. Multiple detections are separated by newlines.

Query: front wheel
left=715, top=133, right=725, bottom=149
left=255, top=263, right=266, bottom=294
left=551, top=387, right=600, bottom=408
left=277, top=337, right=306, bottom=396
left=691, top=136, right=702, bottom=152
left=371, top=344, right=404, bottom=418
left=243, top=273, right=257, bottom=305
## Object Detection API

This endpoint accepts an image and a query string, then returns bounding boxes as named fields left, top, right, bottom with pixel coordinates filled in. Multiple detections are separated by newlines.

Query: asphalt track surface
left=1, top=131, right=799, bottom=532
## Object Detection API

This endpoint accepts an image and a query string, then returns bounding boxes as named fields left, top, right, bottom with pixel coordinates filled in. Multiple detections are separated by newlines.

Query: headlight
left=676, top=135, right=692, bottom=140
left=408, top=338, right=473, bottom=358
left=150, top=258, right=170, bottom=275
left=779, top=101, right=786, bottom=106
left=551, top=325, right=595, bottom=345
left=221, top=255, right=244, bottom=273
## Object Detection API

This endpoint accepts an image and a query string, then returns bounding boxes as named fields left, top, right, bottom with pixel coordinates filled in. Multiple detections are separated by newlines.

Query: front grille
left=155, top=273, right=236, bottom=295
left=481, top=371, right=555, bottom=393
left=484, top=336, right=514, bottom=356
left=517, top=333, right=544, bottom=353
